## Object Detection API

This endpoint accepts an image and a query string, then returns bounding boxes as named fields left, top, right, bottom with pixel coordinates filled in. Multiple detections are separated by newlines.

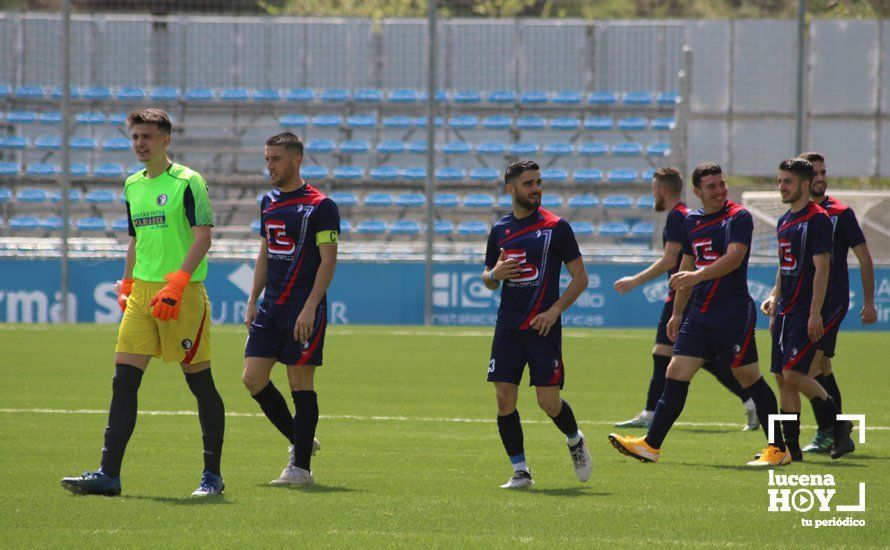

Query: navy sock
left=745, top=377, right=784, bottom=449
left=251, top=381, right=294, bottom=444
left=185, top=369, right=225, bottom=476
left=821, top=373, right=842, bottom=413
left=645, top=355, right=670, bottom=412
left=497, top=410, right=524, bottom=460
left=549, top=400, right=579, bottom=439
left=645, top=378, right=689, bottom=449
left=291, top=391, right=319, bottom=471
left=811, top=395, right=838, bottom=433
left=100, top=364, right=144, bottom=479
left=701, top=361, right=750, bottom=403
left=780, top=409, right=801, bottom=453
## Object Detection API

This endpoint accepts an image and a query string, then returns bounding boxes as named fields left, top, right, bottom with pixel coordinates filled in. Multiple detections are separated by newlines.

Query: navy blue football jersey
left=820, top=196, right=866, bottom=310
left=775, top=201, right=833, bottom=316
left=663, top=202, right=689, bottom=303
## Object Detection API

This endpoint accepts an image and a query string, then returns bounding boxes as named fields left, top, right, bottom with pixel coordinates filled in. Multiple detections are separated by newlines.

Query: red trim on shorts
left=549, top=358, right=564, bottom=385
left=182, top=304, right=207, bottom=365
left=782, top=311, right=843, bottom=371
left=731, top=315, right=755, bottom=368
left=297, top=309, right=326, bottom=365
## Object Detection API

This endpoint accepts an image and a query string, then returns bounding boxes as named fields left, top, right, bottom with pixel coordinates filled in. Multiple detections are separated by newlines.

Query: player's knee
left=536, top=394, right=561, bottom=416
left=782, top=370, right=803, bottom=387
left=241, top=370, right=268, bottom=394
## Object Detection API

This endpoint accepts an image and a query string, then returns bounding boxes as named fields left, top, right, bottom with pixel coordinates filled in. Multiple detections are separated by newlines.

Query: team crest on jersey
left=156, top=194, right=168, bottom=206
left=181, top=338, right=193, bottom=350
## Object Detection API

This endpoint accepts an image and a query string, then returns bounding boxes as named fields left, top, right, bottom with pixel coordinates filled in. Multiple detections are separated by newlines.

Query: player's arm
left=179, top=225, right=212, bottom=275
left=245, top=238, right=268, bottom=328
left=670, top=242, right=748, bottom=290
left=294, top=228, right=339, bottom=343
left=529, top=255, right=588, bottom=337
left=666, top=254, right=695, bottom=342
left=808, top=252, right=830, bottom=342
left=614, top=241, right=681, bottom=294
left=761, top=267, right=780, bottom=317
left=483, top=249, right=521, bottom=290
left=852, top=242, right=877, bottom=324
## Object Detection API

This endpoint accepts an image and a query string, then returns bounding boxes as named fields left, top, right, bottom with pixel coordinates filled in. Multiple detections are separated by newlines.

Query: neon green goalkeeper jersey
left=124, top=163, right=214, bottom=282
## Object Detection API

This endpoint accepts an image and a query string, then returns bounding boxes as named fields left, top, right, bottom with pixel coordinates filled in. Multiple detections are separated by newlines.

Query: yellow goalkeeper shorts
left=115, top=279, right=212, bottom=364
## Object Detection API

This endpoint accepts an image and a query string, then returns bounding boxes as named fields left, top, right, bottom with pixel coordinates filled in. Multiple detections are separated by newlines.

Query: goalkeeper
left=62, top=108, right=226, bottom=497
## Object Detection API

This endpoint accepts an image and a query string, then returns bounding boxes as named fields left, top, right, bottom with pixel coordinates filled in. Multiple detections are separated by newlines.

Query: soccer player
left=613, top=167, right=758, bottom=430
left=242, top=132, right=339, bottom=486
left=609, top=162, right=789, bottom=467
left=483, top=160, right=592, bottom=489
left=761, top=158, right=853, bottom=460
left=61, top=108, right=226, bottom=496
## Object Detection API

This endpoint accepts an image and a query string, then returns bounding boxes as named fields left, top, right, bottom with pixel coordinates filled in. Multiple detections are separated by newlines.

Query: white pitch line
left=0, top=407, right=887, bottom=430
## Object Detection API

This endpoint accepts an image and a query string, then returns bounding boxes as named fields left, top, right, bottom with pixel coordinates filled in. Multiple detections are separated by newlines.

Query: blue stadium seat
left=382, top=116, right=413, bottom=129
left=541, top=194, right=564, bottom=208
left=623, top=91, right=654, bottom=105
left=26, top=163, right=58, bottom=176
left=70, top=137, right=97, bottom=150
left=578, top=142, right=609, bottom=156
left=0, top=187, right=11, bottom=202
left=286, top=88, right=315, bottom=102
left=81, top=86, right=111, bottom=101
left=1, top=136, right=29, bottom=149
left=302, top=166, right=329, bottom=179
left=469, top=168, right=499, bottom=182
left=251, top=89, right=281, bottom=102
left=641, top=168, right=656, bottom=181
left=117, top=86, right=146, bottom=101
left=636, top=194, right=655, bottom=209
left=507, top=142, right=539, bottom=155
left=0, top=84, right=10, bottom=98
left=434, top=220, right=454, bottom=235
left=150, top=86, right=180, bottom=101
left=457, top=220, right=489, bottom=235
left=354, top=88, right=383, bottom=103
left=329, top=191, right=359, bottom=207
left=103, top=137, right=131, bottom=151
left=35, top=135, right=61, bottom=150
left=376, top=140, right=406, bottom=155
left=435, top=167, right=465, bottom=181
left=464, top=193, right=495, bottom=208
left=49, top=189, right=82, bottom=203
left=406, top=141, right=427, bottom=154
left=481, top=115, right=512, bottom=130
left=390, top=219, right=422, bottom=235
left=14, top=85, right=45, bottom=99
left=631, top=221, right=655, bottom=237
left=541, top=168, right=568, bottom=183
left=487, top=89, right=516, bottom=104
left=603, top=194, right=634, bottom=209
left=340, top=140, right=371, bottom=154
left=369, top=166, right=400, bottom=182
left=48, top=85, right=80, bottom=100
left=76, top=112, right=107, bottom=125
left=520, top=90, right=548, bottom=104
left=618, top=117, right=648, bottom=131
left=346, top=114, right=376, bottom=129
left=434, top=193, right=460, bottom=208
left=250, top=219, right=261, bottom=233
left=85, top=190, right=117, bottom=204
left=583, top=116, right=613, bottom=131
left=108, top=113, right=128, bottom=126
left=340, top=219, right=352, bottom=234
left=442, top=141, right=472, bottom=155
left=651, top=118, right=676, bottom=131
left=588, top=91, right=618, bottom=105
left=476, top=141, right=506, bottom=156
left=573, top=168, right=604, bottom=184
left=387, top=89, right=420, bottom=103
left=320, top=88, right=349, bottom=103
left=184, top=87, right=215, bottom=101
left=279, top=114, right=309, bottom=127
left=40, top=216, right=63, bottom=230
left=516, top=116, right=546, bottom=131
left=220, top=88, right=249, bottom=101
left=17, top=188, right=48, bottom=203
left=612, top=142, right=643, bottom=156
left=111, top=217, right=130, bottom=232
left=553, top=90, right=582, bottom=104
left=570, top=221, right=596, bottom=236
left=305, top=139, right=336, bottom=154
left=356, top=219, right=388, bottom=234
left=94, top=163, right=125, bottom=178
left=7, top=111, right=38, bottom=124
left=497, top=194, right=512, bottom=209
left=409, top=116, right=443, bottom=128
left=364, top=192, right=394, bottom=207
left=395, top=193, right=425, bottom=208
left=402, top=167, right=427, bottom=181
left=599, top=221, right=631, bottom=236
left=448, top=115, right=478, bottom=130
left=77, top=217, right=107, bottom=231
left=69, top=164, right=89, bottom=177
left=568, top=194, right=599, bottom=208
left=453, top=90, right=482, bottom=104
left=550, top=117, right=581, bottom=131
left=647, top=142, right=671, bottom=157
left=38, top=112, right=62, bottom=124
left=657, top=91, right=681, bottom=105
left=311, top=114, right=342, bottom=128
left=0, top=162, right=20, bottom=176
left=10, top=215, right=40, bottom=230
left=332, top=166, right=364, bottom=180
left=607, top=169, right=638, bottom=183
left=543, top=142, right=573, bottom=156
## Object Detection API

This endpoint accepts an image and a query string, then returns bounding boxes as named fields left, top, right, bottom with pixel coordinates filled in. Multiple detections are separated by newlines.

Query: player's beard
left=515, top=194, right=540, bottom=211
left=654, top=194, right=666, bottom=212
left=781, top=186, right=804, bottom=204
left=810, top=183, right=827, bottom=198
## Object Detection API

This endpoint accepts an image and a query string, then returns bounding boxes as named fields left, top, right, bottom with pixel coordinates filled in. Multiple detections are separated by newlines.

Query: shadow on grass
left=259, top=484, right=360, bottom=494
left=530, top=487, right=611, bottom=497
left=124, top=495, right=233, bottom=506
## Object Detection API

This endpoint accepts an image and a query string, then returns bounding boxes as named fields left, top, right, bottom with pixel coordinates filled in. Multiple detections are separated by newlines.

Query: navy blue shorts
left=655, top=300, right=691, bottom=346
left=673, top=296, right=758, bottom=369
left=772, top=306, right=845, bottom=374
left=245, top=302, right=327, bottom=366
left=487, top=325, right=564, bottom=388
left=818, top=302, right=848, bottom=358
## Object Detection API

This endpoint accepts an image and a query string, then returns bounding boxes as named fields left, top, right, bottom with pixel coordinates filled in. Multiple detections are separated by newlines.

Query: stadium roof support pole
left=60, top=0, right=72, bottom=323
left=423, top=0, right=437, bottom=326
left=795, top=0, right=806, bottom=154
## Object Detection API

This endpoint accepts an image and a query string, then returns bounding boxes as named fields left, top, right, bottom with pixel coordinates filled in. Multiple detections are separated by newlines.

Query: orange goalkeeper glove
left=149, top=270, right=191, bottom=321
left=117, top=278, right=134, bottom=312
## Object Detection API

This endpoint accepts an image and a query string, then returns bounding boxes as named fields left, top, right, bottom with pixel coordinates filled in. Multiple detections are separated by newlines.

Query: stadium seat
left=185, top=87, right=215, bottom=101
left=487, top=89, right=516, bottom=103
left=329, top=191, right=358, bottom=207
left=641, top=168, right=656, bottom=181
left=612, top=142, right=643, bottom=156
left=369, top=166, right=400, bottom=181
left=448, top=115, right=478, bottom=130
left=7, top=111, right=37, bottom=124
left=618, top=117, right=648, bottom=131
left=250, top=219, right=262, bottom=233
left=69, top=163, right=89, bottom=177
left=550, top=117, right=581, bottom=131
left=279, top=114, right=309, bottom=127
left=0, top=162, right=20, bottom=176
left=40, top=216, right=63, bottom=230
left=434, top=220, right=454, bottom=235
left=387, top=89, right=420, bottom=103
left=482, top=115, right=512, bottom=130
left=286, top=88, right=315, bottom=102
left=85, top=190, right=117, bottom=204
left=453, top=90, right=482, bottom=104
left=70, top=137, right=97, bottom=150
left=570, top=221, right=596, bottom=236
left=406, top=141, right=427, bottom=154
left=0, top=187, right=11, bottom=201
left=541, top=194, right=564, bottom=208
left=588, top=91, right=618, bottom=105
left=311, top=114, right=342, bottom=128
left=251, top=89, right=281, bottom=102
left=435, top=167, right=465, bottom=181
left=647, top=142, right=671, bottom=157
left=599, top=221, right=631, bottom=236
left=49, top=189, right=82, bottom=203
left=77, top=217, right=107, bottom=231
left=346, top=114, right=376, bottom=129
left=457, top=220, right=489, bottom=235
left=332, top=166, right=364, bottom=180
left=340, top=219, right=352, bottom=234
left=75, top=112, right=107, bottom=125
left=10, top=215, right=40, bottom=230
left=81, top=86, right=111, bottom=101
left=395, top=193, right=425, bottom=208
left=340, top=140, right=371, bottom=154
left=94, top=163, right=125, bottom=178
left=607, top=169, right=638, bottom=183
left=553, top=90, right=583, bottom=104
left=117, top=86, right=146, bottom=101
left=14, top=85, right=45, bottom=99
left=102, top=137, right=131, bottom=151
left=380, top=116, right=410, bottom=129
left=410, top=116, right=443, bottom=128
left=541, top=168, right=568, bottom=183
left=583, top=117, right=614, bottom=131
left=543, top=142, right=573, bottom=156
left=603, top=194, right=634, bottom=209
left=354, top=88, right=383, bottom=103
left=217, top=88, right=248, bottom=101
left=657, top=91, right=681, bottom=105
left=356, top=219, right=388, bottom=234
left=497, top=194, right=512, bottom=209
left=402, top=167, right=427, bottom=181
left=568, top=194, right=599, bottom=208
left=631, top=221, right=655, bottom=236
left=150, top=86, right=180, bottom=101
left=469, top=168, right=499, bottom=182
left=623, top=91, right=654, bottom=105
left=26, top=163, right=58, bottom=176
left=111, top=217, right=130, bottom=232
left=38, top=112, right=62, bottom=124
left=434, top=193, right=460, bottom=208
left=573, top=168, right=604, bottom=184
left=476, top=141, right=506, bottom=156
left=0, top=84, right=8, bottom=98
left=364, top=192, right=394, bottom=207
left=652, top=118, right=676, bottom=131
left=35, top=135, right=61, bottom=150
left=578, top=142, right=609, bottom=156
left=49, top=86, right=79, bottom=100
left=516, top=116, right=546, bottom=131
left=16, top=188, right=48, bottom=203
left=507, top=142, right=539, bottom=155
left=305, top=139, right=336, bottom=154
left=301, top=166, right=329, bottom=180
left=376, top=140, right=406, bottom=155
left=520, top=90, right=548, bottom=104
left=464, top=193, right=495, bottom=208
left=390, top=219, right=422, bottom=235
left=0, top=136, right=28, bottom=149
left=442, top=141, right=472, bottom=155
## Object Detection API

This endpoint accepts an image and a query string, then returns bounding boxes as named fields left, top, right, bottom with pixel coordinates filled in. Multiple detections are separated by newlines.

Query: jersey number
left=266, top=220, right=295, bottom=255
left=504, top=249, right=539, bottom=283
left=692, top=238, right=719, bottom=269
left=778, top=238, right=797, bottom=271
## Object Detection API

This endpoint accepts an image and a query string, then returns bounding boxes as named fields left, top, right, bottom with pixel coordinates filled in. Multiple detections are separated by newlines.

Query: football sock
left=291, top=390, right=319, bottom=471
left=820, top=373, right=842, bottom=413
left=745, top=376, right=785, bottom=450
left=645, top=378, right=689, bottom=449
left=251, top=381, right=294, bottom=443
left=743, top=398, right=756, bottom=412
left=185, top=369, right=225, bottom=476
left=811, top=395, right=839, bottom=433
left=497, top=410, right=525, bottom=467
left=100, top=364, right=144, bottom=479
left=645, top=354, right=671, bottom=412
left=780, top=409, right=801, bottom=454
left=510, top=455, right=528, bottom=473
left=549, top=399, right=579, bottom=441
left=701, top=361, right=750, bottom=403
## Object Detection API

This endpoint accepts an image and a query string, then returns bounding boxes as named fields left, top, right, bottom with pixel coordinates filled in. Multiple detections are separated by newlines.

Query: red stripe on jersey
left=688, top=201, right=745, bottom=236
left=780, top=274, right=805, bottom=315
left=497, top=208, right=561, bottom=247
left=520, top=278, right=549, bottom=330
left=731, top=314, right=756, bottom=368
left=777, top=202, right=827, bottom=233
left=182, top=304, right=207, bottom=365
left=699, top=278, right=721, bottom=313
left=674, top=202, right=689, bottom=216
left=262, top=185, right=327, bottom=214
left=819, top=196, right=849, bottom=217
left=276, top=249, right=306, bottom=305
left=297, top=308, right=326, bottom=365
left=782, top=310, right=844, bottom=371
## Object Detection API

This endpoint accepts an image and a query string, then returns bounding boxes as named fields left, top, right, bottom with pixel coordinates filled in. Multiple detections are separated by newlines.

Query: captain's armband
left=316, top=230, right=339, bottom=245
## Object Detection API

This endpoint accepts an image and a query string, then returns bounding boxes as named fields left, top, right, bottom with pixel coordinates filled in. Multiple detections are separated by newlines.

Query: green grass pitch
left=0, top=324, right=887, bottom=547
